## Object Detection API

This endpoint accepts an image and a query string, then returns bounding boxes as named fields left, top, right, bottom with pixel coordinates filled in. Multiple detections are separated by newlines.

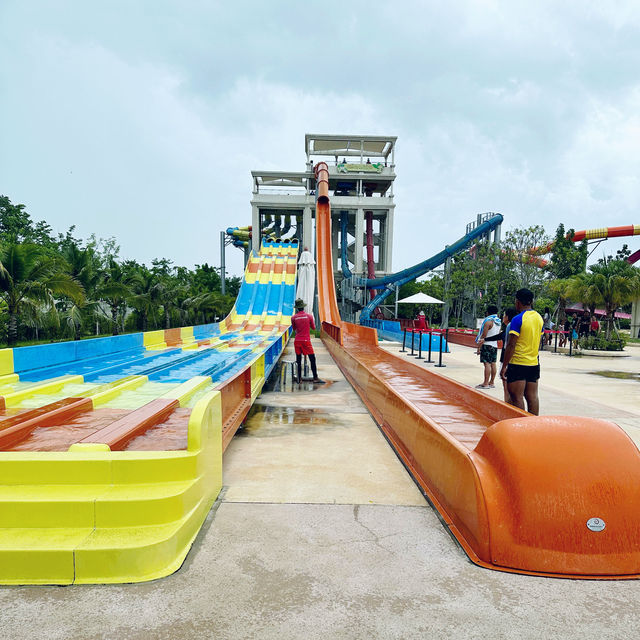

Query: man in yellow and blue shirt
left=499, top=288, right=543, bottom=415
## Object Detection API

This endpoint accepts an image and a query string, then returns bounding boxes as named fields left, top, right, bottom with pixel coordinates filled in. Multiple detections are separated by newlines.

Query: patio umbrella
left=397, top=292, right=444, bottom=305
left=296, top=248, right=316, bottom=312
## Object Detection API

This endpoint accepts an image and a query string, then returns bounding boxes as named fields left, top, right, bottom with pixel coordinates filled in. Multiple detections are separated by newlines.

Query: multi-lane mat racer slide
left=314, top=161, right=640, bottom=579
left=0, top=239, right=297, bottom=584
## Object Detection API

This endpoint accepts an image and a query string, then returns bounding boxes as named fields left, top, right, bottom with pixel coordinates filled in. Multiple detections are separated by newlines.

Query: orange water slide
left=314, top=167, right=640, bottom=579
left=315, top=163, right=342, bottom=331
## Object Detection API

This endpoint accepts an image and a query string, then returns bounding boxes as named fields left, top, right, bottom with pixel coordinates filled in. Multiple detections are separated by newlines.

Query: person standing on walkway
left=415, top=310, right=428, bottom=331
left=500, top=288, right=544, bottom=415
left=543, top=307, right=552, bottom=346
left=475, top=304, right=501, bottom=389
left=291, top=299, right=323, bottom=384
left=484, top=307, right=518, bottom=403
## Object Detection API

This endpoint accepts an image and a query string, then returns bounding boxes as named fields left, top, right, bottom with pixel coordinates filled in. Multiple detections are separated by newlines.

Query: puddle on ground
left=262, top=364, right=336, bottom=393
left=236, top=405, right=345, bottom=437
left=590, top=370, right=640, bottom=381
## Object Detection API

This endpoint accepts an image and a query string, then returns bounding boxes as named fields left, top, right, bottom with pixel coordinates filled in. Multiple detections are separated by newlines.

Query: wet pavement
left=223, top=344, right=424, bottom=506
left=3, top=338, right=640, bottom=639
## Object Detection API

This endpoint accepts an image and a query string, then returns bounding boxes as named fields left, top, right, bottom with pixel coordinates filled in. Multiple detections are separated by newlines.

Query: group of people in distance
left=475, top=288, right=543, bottom=415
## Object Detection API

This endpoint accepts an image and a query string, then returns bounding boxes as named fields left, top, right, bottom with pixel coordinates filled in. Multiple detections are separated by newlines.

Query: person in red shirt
left=291, top=299, right=323, bottom=384
left=414, top=310, right=428, bottom=332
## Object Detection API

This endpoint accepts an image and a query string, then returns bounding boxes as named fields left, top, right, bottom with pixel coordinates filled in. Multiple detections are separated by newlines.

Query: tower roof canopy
left=305, top=134, right=396, bottom=158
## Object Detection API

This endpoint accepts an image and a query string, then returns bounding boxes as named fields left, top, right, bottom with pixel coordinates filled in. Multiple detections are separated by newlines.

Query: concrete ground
left=2, top=339, right=640, bottom=639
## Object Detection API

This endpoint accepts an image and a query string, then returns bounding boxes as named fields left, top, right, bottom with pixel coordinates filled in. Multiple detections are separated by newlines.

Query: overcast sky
left=2, top=1, right=639, bottom=276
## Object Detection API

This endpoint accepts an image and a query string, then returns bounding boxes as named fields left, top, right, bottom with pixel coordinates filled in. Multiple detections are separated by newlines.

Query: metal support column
left=385, top=206, right=395, bottom=273
left=632, top=298, right=640, bottom=340
left=332, top=212, right=340, bottom=273
left=441, top=255, right=451, bottom=329
left=354, top=207, right=364, bottom=275
left=220, top=230, right=226, bottom=296
left=251, top=204, right=260, bottom=253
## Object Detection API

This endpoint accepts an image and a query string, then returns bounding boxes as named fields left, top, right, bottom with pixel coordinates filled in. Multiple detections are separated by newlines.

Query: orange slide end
left=471, top=415, right=640, bottom=577
left=314, top=170, right=640, bottom=579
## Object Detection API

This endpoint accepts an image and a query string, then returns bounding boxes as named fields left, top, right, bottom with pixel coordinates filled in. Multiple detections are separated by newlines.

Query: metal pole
left=401, top=328, right=407, bottom=352
left=442, top=256, right=451, bottom=329
left=554, top=329, right=558, bottom=353
left=569, top=329, right=573, bottom=357
left=220, top=231, right=226, bottom=296
left=409, top=330, right=415, bottom=356
left=415, top=331, right=423, bottom=360
left=434, top=331, right=446, bottom=367
left=427, top=330, right=433, bottom=363
left=395, top=284, right=399, bottom=319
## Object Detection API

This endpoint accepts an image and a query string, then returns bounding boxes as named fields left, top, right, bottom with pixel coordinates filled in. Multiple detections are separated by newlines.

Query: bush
left=576, top=334, right=627, bottom=351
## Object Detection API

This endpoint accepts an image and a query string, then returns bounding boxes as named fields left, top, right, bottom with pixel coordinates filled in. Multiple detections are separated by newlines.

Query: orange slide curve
left=313, top=162, right=640, bottom=579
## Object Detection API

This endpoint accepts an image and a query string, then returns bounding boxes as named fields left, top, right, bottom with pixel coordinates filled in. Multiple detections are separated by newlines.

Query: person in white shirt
left=475, top=304, right=501, bottom=389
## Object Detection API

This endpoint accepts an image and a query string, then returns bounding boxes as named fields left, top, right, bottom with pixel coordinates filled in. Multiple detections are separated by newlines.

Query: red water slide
left=314, top=163, right=640, bottom=579
left=533, top=224, right=640, bottom=266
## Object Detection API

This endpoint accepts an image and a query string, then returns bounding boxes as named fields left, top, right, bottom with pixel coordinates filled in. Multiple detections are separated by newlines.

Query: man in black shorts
left=500, top=289, right=544, bottom=414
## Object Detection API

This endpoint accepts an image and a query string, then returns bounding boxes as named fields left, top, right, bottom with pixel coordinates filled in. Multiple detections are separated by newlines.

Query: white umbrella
left=397, top=292, right=444, bottom=305
left=296, top=249, right=316, bottom=312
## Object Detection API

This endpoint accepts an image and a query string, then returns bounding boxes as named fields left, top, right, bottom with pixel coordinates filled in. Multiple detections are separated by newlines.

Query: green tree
left=0, top=195, right=57, bottom=246
left=548, top=224, right=588, bottom=279
left=588, top=259, right=640, bottom=338
left=502, top=225, right=550, bottom=292
left=59, top=242, right=108, bottom=339
left=0, top=196, right=36, bottom=243
left=0, top=244, right=83, bottom=345
left=127, top=263, right=161, bottom=331
left=99, top=258, right=137, bottom=335
left=566, top=259, right=640, bottom=338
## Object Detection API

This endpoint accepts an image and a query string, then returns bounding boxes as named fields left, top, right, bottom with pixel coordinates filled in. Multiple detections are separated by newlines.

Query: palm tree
left=588, top=259, right=640, bottom=338
left=548, top=278, right=571, bottom=325
left=566, top=271, right=599, bottom=307
left=0, top=243, right=83, bottom=345
left=60, top=243, right=107, bottom=339
left=98, top=258, right=138, bottom=336
left=566, top=260, right=640, bottom=338
left=152, top=279, right=186, bottom=330
left=184, top=291, right=227, bottom=325
left=128, top=267, right=161, bottom=331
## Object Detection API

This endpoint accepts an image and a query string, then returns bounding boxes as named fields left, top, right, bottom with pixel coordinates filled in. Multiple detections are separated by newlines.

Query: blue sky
left=2, top=1, right=639, bottom=275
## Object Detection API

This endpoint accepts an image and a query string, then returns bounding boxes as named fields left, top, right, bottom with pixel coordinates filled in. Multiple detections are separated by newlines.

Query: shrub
left=577, top=334, right=627, bottom=351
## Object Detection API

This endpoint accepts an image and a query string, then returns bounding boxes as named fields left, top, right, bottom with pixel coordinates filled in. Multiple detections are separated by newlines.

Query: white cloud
left=1, top=0, right=640, bottom=275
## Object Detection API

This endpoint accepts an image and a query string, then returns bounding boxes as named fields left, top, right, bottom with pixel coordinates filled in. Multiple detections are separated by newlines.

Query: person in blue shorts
left=499, top=288, right=544, bottom=415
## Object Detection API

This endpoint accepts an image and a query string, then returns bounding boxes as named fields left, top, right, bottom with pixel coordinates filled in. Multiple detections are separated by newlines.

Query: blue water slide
left=267, top=268, right=283, bottom=315
left=250, top=282, right=269, bottom=317
left=359, top=214, right=503, bottom=321
left=282, top=284, right=295, bottom=316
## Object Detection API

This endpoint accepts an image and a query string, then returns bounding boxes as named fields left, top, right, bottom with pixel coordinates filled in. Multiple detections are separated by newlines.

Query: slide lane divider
left=1, top=375, right=85, bottom=408
left=0, top=397, right=93, bottom=450
left=74, top=398, right=180, bottom=451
